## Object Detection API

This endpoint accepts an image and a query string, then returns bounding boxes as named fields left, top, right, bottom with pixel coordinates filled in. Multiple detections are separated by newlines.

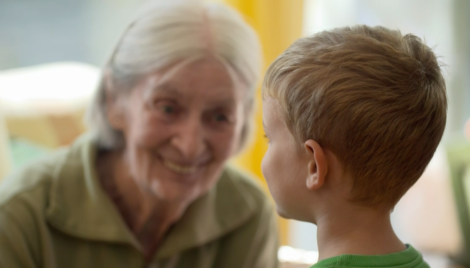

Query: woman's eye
left=147, top=99, right=179, bottom=118
left=162, top=105, right=175, bottom=114
left=205, top=111, right=231, bottom=126
left=213, top=114, right=228, bottom=122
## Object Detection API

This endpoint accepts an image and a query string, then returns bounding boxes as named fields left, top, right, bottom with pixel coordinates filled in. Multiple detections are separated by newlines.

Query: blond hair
left=263, top=25, right=447, bottom=206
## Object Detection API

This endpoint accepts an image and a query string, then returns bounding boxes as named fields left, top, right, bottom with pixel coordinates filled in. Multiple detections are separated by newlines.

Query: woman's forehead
left=154, top=83, right=238, bottom=103
left=139, top=60, right=245, bottom=102
left=139, top=76, right=242, bottom=108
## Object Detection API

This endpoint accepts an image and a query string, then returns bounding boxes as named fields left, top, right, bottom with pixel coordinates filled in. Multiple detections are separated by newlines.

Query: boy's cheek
left=261, top=150, right=277, bottom=187
left=260, top=153, right=269, bottom=181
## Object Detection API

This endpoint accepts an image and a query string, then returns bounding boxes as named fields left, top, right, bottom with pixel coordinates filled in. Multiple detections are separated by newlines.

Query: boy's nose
left=171, top=117, right=207, bottom=160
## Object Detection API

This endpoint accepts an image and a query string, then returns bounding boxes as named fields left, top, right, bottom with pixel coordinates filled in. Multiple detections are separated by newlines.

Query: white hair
left=86, top=0, right=262, bottom=150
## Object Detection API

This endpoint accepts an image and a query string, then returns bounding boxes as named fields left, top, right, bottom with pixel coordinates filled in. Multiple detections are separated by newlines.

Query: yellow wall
left=217, top=0, right=304, bottom=245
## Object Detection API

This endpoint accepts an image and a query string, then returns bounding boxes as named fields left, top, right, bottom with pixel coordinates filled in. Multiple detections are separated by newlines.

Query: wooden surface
left=424, top=254, right=467, bottom=268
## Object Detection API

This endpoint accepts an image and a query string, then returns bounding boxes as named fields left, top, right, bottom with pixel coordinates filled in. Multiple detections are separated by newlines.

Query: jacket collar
left=45, top=134, right=258, bottom=258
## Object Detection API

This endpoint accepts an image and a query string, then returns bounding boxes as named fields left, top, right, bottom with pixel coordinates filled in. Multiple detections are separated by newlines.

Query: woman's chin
left=147, top=180, right=199, bottom=204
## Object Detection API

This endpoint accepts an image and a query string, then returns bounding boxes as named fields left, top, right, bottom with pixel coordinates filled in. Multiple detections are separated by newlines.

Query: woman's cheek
left=139, top=123, right=169, bottom=144
left=212, top=128, right=238, bottom=156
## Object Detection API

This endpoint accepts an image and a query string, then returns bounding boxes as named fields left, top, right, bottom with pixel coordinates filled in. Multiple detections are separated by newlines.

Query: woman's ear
left=304, top=140, right=328, bottom=190
left=104, top=71, right=125, bottom=130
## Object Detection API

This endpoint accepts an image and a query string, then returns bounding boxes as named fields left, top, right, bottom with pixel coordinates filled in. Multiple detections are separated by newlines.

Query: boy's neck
left=315, top=205, right=406, bottom=261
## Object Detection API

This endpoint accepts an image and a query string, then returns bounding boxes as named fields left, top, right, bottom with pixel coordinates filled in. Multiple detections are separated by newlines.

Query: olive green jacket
left=0, top=136, right=279, bottom=268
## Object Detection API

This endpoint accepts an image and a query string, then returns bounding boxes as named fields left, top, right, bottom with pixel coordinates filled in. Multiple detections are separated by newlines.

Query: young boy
left=261, top=25, right=446, bottom=268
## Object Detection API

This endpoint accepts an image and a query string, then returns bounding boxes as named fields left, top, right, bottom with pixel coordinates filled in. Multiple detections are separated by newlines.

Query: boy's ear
left=304, top=140, right=328, bottom=190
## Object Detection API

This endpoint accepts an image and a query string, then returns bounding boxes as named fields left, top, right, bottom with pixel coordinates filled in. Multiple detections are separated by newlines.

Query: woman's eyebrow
left=152, top=84, right=181, bottom=96
left=210, top=98, right=237, bottom=108
left=149, top=83, right=238, bottom=107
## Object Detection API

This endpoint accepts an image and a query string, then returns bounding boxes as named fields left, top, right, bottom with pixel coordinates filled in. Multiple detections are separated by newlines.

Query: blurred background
left=0, top=0, right=469, bottom=267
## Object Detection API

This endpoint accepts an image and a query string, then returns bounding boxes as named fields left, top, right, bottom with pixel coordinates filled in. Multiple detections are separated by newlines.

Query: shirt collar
left=45, top=134, right=258, bottom=258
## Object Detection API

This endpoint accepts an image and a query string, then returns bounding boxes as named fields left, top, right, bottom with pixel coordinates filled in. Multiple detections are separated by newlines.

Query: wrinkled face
left=261, top=97, right=310, bottom=219
left=116, top=59, right=245, bottom=204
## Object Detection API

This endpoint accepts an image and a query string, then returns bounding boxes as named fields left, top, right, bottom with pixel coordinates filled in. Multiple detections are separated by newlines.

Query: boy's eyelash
left=263, top=134, right=270, bottom=144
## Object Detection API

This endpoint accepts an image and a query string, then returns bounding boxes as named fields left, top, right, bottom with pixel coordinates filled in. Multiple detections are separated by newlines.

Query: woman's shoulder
left=221, top=165, right=266, bottom=192
left=0, top=137, right=91, bottom=212
left=217, top=165, right=272, bottom=210
left=0, top=151, right=61, bottom=208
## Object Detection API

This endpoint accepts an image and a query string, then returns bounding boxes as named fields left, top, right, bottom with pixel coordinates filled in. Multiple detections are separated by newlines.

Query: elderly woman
left=0, top=1, right=279, bottom=267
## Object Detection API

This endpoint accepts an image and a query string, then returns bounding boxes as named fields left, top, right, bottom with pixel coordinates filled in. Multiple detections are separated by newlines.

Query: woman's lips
left=162, top=159, right=199, bottom=174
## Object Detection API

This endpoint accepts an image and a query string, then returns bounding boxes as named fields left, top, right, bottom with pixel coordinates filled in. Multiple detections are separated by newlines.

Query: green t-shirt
left=311, top=245, right=429, bottom=268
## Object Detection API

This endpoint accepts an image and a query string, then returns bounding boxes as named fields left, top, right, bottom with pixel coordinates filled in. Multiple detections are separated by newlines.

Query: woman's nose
left=171, top=116, right=206, bottom=159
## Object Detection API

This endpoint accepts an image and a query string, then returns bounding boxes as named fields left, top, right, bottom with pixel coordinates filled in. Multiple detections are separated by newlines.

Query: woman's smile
left=162, top=159, right=198, bottom=174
